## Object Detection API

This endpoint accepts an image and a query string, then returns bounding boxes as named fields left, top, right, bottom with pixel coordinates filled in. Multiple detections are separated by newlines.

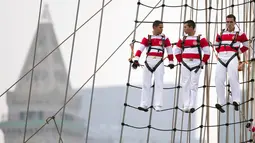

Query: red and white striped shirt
left=134, top=35, right=173, bottom=63
left=214, top=30, right=249, bottom=54
left=174, top=35, right=211, bottom=63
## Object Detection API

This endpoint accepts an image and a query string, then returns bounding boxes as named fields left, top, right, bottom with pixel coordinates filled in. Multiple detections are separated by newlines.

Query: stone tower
left=0, top=4, right=85, bottom=143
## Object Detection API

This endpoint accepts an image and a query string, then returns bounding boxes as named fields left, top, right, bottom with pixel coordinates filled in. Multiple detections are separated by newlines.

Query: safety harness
left=217, top=29, right=240, bottom=68
left=181, top=35, right=202, bottom=73
left=144, top=34, right=165, bottom=73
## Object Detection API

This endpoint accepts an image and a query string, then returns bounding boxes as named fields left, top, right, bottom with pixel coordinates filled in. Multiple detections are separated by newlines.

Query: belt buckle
left=153, top=56, right=156, bottom=59
left=189, top=58, right=193, bottom=61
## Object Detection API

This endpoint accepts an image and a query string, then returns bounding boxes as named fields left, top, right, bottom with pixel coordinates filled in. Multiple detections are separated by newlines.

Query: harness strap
left=229, top=31, right=239, bottom=51
left=145, top=34, right=165, bottom=73
left=145, top=59, right=164, bottom=73
left=181, top=36, right=187, bottom=51
left=217, top=30, right=240, bottom=68
left=146, top=35, right=152, bottom=54
left=181, top=35, right=202, bottom=73
left=218, top=29, right=239, bottom=51
left=182, top=61, right=201, bottom=72
left=217, top=29, right=225, bottom=49
left=196, top=34, right=202, bottom=61
left=149, top=47, right=164, bottom=52
left=196, top=35, right=202, bottom=73
left=218, top=53, right=238, bottom=68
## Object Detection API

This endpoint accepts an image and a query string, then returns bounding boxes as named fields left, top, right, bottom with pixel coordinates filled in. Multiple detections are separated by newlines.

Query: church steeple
left=41, top=4, right=52, bottom=23
left=14, top=3, right=72, bottom=95
left=0, top=4, right=85, bottom=142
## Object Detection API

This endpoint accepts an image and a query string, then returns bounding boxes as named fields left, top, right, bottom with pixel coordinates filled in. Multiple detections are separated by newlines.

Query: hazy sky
left=0, top=0, right=253, bottom=142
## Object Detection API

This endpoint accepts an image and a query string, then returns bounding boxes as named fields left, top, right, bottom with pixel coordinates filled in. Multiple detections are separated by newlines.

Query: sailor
left=174, top=20, right=211, bottom=113
left=214, top=14, right=249, bottom=113
left=132, top=20, right=175, bottom=112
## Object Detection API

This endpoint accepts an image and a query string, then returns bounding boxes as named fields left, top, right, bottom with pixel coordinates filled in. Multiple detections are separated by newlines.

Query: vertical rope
left=23, top=0, right=43, bottom=142
left=199, top=0, right=207, bottom=142
left=160, top=0, right=165, bottom=20
left=172, top=0, right=187, bottom=142
left=145, top=1, right=165, bottom=143
left=224, top=1, right=230, bottom=142
left=238, top=0, right=245, bottom=142
left=241, top=0, right=246, bottom=141
left=243, top=0, right=249, bottom=141
left=203, top=59, right=212, bottom=143
left=204, top=0, right=209, bottom=142
left=225, top=0, right=228, bottom=22
left=187, top=1, right=195, bottom=142
left=234, top=2, right=240, bottom=142
left=243, top=0, right=246, bottom=32
left=172, top=61, right=183, bottom=142
left=177, top=0, right=184, bottom=38
left=195, top=0, right=199, bottom=23
left=190, top=0, right=194, bottom=20
left=247, top=2, right=253, bottom=140
left=251, top=40, right=255, bottom=141
left=186, top=114, right=191, bottom=143
left=237, top=0, right=240, bottom=23
left=232, top=3, right=236, bottom=143
left=245, top=0, right=249, bottom=34
left=200, top=1, right=211, bottom=142
left=205, top=0, right=220, bottom=142
left=217, top=1, right=224, bottom=142
left=248, top=0, right=253, bottom=129
left=250, top=5, right=255, bottom=139
left=206, top=0, right=212, bottom=142
left=59, top=0, right=81, bottom=143
left=226, top=77, right=230, bottom=143
left=243, top=28, right=247, bottom=143
left=171, top=0, right=184, bottom=142
left=220, top=0, right=224, bottom=31
left=195, top=2, right=209, bottom=143
left=84, top=0, right=105, bottom=142
left=232, top=0, right=234, bottom=13
left=119, top=0, right=141, bottom=142
left=183, top=0, right=189, bottom=141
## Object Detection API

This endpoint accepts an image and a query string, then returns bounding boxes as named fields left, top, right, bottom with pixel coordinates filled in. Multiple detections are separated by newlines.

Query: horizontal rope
left=122, top=119, right=253, bottom=132
left=126, top=78, right=254, bottom=90
left=124, top=97, right=254, bottom=113
left=138, top=0, right=253, bottom=11
left=135, top=20, right=254, bottom=24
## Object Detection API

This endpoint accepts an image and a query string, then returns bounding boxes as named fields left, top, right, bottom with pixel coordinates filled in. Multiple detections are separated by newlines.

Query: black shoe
left=183, top=107, right=190, bottom=113
left=138, top=107, right=148, bottom=112
left=190, top=108, right=195, bottom=113
left=246, top=123, right=251, bottom=128
left=184, top=110, right=189, bottom=113
left=233, top=101, right=239, bottom=111
left=215, top=104, right=225, bottom=113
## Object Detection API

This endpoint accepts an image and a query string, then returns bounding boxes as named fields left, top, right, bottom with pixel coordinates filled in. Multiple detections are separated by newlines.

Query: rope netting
left=120, top=0, right=255, bottom=143
left=0, top=0, right=254, bottom=143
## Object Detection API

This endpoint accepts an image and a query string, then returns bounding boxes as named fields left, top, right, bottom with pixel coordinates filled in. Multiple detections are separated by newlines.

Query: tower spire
left=41, top=3, right=52, bottom=23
